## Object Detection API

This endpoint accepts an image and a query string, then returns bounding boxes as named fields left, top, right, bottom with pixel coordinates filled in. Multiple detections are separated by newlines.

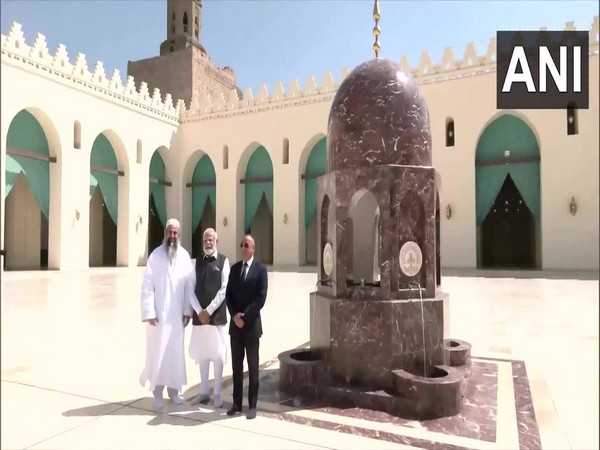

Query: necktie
left=240, top=262, right=248, bottom=282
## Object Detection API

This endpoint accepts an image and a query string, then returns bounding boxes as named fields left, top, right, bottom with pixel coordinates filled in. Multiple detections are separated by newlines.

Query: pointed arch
left=237, top=142, right=274, bottom=264
left=475, top=113, right=541, bottom=269
left=5, top=109, right=59, bottom=215
left=90, top=134, right=119, bottom=224
left=147, top=147, right=171, bottom=254
left=475, top=114, right=540, bottom=225
left=184, top=150, right=217, bottom=258
left=4, top=107, right=61, bottom=270
left=347, top=189, right=380, bottom=285
left=191, top=154, right=216, bottom=232
left=299, top=134, right=327, bottom=265
left=88, top=130, right=128, bottom=267
left=243, top=145, right=273, bottom=231
left=303, top=137, right=327, bottom=228
left=149, top=149, right=168, bottom=227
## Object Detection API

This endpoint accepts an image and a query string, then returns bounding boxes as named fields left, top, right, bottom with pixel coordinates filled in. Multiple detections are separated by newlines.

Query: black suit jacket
left=225, top=259, right=268, bottom=339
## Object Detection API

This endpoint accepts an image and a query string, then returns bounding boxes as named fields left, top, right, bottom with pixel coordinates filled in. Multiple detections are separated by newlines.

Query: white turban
left=165, top=218, right=180, bottom=230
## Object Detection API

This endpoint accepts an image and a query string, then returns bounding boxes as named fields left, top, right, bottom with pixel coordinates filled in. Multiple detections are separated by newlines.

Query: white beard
left=166, top=240, right=178, bottom=264
left=204, top=247, right=215, bottom=256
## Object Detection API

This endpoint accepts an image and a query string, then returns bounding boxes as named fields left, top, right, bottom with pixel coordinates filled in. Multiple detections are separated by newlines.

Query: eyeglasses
left=240, top=243, right=250, bottom=248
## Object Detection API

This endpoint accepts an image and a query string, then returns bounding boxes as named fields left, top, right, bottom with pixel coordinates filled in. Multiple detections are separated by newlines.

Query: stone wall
left=127, top=45, right=237, bottom=110
left=2, top=17, right=599, bottom=272
left=191, top=48, right=237, bottom=109
left=127, top=47, right=194, bottom=107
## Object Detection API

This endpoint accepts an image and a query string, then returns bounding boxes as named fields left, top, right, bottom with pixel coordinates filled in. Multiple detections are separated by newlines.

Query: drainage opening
left=290, top=350, right=323, bottom=362
left=429, top=366, right=448, bottom=378
left=405, top=365, right=449, bottom=378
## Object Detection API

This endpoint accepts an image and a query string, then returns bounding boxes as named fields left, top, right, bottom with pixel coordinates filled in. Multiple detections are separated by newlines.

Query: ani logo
left=323, top=243, right=333, bottom=277
left=496, top=30, right=589, bottom=109
left=399, top=241, right=422, bottom=277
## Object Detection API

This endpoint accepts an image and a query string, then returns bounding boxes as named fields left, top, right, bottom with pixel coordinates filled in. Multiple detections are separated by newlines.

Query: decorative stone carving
left=399, top=241, right=422, bottom=277
left=323, top=242, right=333, bottom=277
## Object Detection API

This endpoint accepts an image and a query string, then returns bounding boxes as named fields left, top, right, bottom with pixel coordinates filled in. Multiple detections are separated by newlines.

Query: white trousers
left=199, top=359, right=224, bottom=396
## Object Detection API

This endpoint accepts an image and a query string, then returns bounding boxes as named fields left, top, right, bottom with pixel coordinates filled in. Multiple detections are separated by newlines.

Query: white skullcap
left=165, top=218, right=180, bottom=229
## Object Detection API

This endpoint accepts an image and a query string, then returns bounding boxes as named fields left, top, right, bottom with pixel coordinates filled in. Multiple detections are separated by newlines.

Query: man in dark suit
left=225, top=234, right=268, bottom=420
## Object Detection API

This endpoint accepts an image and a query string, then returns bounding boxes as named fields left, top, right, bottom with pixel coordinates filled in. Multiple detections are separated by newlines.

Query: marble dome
left=327, top=58, right=432, bottom=170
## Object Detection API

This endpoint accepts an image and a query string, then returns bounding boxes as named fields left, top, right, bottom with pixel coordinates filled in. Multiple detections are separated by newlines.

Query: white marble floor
left=1, top=267, right=598, bottom=449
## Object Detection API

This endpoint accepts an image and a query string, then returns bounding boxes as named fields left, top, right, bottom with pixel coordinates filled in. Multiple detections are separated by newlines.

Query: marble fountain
left=277, top=7, right=473, bottom=419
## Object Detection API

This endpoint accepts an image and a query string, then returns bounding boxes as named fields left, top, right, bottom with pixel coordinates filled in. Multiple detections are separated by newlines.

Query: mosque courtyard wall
left=1, top=24, right=182, bottom=270
left=1, top=18, right=599, bottom=273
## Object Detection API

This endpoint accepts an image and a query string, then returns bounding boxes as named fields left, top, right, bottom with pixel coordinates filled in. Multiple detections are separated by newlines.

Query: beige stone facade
left=1, top=16, right=599, bottom=273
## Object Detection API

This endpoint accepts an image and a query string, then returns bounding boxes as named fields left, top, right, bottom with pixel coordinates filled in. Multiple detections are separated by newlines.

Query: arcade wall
left=1, top=17, right=599, bottom=272
left=1, top=23, right=182, bottom=270
left=174, top=17, right=600, bottom=271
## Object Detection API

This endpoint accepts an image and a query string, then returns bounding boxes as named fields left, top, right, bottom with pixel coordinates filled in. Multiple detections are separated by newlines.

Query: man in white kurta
left=139, top=218, right=194, bottom=410
left=189, top=228, right=230, bottom=408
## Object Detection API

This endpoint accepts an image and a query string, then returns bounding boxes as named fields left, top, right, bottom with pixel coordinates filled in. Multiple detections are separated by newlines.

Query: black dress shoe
left=246, top=408, right=257, bottom=420
left=226, top=406, right=241, bottom=416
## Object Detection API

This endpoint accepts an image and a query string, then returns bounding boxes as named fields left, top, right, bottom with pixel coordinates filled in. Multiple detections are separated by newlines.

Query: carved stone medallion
left=399, top=241, right=422, bottom=277
left=323, top=242, right=333, bottom=277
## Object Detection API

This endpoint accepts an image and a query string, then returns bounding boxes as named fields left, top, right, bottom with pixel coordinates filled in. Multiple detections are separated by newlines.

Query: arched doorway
left=346, top=189, right=380, bottom=286
left=475, top=114, right=541, bottom=269
left=319, top=194, right=332, bottom=285
left=4, top=110, right=55, bottom=270
left=243, top=146, right=273, bottom=264
left=302, top=137, right=327, bottom=265
left=89, top=134, right=120, bottom=267
left=148, top=150, right=170, bottom=255
left=188, top=154, right=216, bottom=259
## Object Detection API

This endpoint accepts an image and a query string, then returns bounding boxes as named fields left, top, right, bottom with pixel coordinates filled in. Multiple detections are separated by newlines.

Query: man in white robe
left=139, top=218, right=194, bottom=410
left=188, top=228, right=230, bottom=408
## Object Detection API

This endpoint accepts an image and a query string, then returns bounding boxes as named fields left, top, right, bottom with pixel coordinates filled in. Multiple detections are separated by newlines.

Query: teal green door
left=190, top=154, right=216, bottom=258
left=475, top=115, right=541, bottom=269
left=148, top=151, right=168, bottom=254
left=244, top=146, right=273, bottom=264
left=5, top=109, right=52, bottom=269
left=90, top=133, right=119, bottom=267
left=303, top=137, right=327, bottom=264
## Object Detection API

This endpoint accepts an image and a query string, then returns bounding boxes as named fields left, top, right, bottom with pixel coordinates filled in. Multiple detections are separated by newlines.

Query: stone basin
left=278, top=339, right=472, bottom=420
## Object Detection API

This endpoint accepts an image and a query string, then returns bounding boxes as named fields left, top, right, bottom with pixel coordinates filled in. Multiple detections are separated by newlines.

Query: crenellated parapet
left=1, top=22, right=186, bottom=123
left=2, top=16, right=598, bottom=125
left=181, top=16, right=599, bottom=122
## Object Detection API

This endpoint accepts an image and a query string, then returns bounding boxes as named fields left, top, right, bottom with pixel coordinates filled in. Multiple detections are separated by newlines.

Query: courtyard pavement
left=1, top=266, right=598, bottom=449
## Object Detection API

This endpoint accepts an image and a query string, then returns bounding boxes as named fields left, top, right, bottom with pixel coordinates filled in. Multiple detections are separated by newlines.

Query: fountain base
left=278, top=339, right=472, bottom=420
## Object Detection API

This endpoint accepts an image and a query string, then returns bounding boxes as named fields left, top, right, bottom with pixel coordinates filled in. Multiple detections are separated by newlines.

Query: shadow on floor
left=61, top=369, right=282, bottom=428
left=62, top=342, right=310, bottom=427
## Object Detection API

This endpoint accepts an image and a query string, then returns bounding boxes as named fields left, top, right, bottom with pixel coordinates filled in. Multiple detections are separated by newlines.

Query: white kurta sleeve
left=206, top=257, right=230, bottom=316
left=184, top=258, right=196, bottom=317
left=140, top=253, right=157, bottom=322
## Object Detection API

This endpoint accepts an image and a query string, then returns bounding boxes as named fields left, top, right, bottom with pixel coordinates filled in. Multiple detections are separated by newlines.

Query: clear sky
left=1, top=0, right=598, bottom=97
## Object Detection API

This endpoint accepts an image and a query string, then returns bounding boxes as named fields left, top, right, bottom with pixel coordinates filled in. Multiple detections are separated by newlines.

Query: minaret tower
left=129, top=0, right=238, bottom=109
left=160, top=0, right=205, bottom=55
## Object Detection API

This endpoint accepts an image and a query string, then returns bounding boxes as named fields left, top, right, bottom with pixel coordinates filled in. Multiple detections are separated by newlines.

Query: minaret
left=129, top=0, right=238, bottom=109
left=160, top=0, right=205, bottom=55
